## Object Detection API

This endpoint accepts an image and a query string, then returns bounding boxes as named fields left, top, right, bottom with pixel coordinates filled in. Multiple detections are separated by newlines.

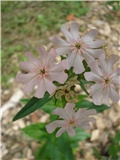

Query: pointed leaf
left=76, top=100, right=109, bottom=112
left=13, top=92, right=52, bottom=121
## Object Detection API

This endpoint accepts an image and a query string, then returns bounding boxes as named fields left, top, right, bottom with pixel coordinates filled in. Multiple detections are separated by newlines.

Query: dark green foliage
left=108, top=132, right=120, bottom=159
left=76, top=100, right=110, bottom=112
left=13, top=92, right=52, bottom=121
left=21, top=122, right=91, bottom=160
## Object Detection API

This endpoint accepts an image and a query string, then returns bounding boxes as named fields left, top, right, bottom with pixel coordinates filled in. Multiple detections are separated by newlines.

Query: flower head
left=46, top=103, right=96, bottom=137
left=16, top=46, right=68, bottom=98
left=52, top=22, right=105, bottom=74
left=84, top=54, right=120, bottom=105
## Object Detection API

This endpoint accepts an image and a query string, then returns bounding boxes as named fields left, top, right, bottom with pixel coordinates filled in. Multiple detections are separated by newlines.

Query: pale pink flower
left=46, top=103, right=96, bottom=137
left=52, top=22, right=105, bottom=74
left=84, top=54, right=120, bottom=105
left=16, top=46, right=68, bottom=98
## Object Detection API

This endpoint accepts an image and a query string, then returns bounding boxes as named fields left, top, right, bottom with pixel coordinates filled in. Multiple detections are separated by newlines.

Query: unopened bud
left=55, top=56, right=61, bottom=63
left=74, top=84, right=81, bottom=93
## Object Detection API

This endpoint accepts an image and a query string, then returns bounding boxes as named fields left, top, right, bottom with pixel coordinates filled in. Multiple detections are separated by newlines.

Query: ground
left=1, top=1, right=120, bottom=160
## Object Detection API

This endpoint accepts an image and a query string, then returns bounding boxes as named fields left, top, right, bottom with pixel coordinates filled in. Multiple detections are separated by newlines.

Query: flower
left=16, top=46, right=68, bottom=98
left=84, top=54, right=120, bottom=105
left=52, top=22, right=105, bottom=74
left=46, top=103, right=96, bottom=137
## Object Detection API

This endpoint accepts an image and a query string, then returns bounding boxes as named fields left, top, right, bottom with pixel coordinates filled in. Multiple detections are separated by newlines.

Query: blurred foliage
left=106, top=1, right=120, bottom=11
left=108, top=131, right=120, bottom=159
left=1, top=1, right=89, bottom=89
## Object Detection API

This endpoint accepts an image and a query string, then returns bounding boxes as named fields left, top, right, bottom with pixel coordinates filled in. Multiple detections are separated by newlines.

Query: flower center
left=102, top=75, right=111, bottom=89
left=75, top=43, right=81, bottom=49
left=40, top=69, right=46, bottom=75
left=104, top=78, right=110, bottom=84
left=69, top=119, right=76, bottom=127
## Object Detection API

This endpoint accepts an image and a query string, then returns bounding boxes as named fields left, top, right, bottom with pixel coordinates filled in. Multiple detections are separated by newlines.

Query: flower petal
left=19, top=62, right=35, bottom=72
left=70, top=22, right=80, bottom=41
left=56, top=47, right=72, bottom=56
left=84, top=72, right=101, bottom=82
left=112, top=77, right=120, bottom=86
left=83, top=50, right=96, bottom=64
left=107, top=55, right=119, bottom=74
left=48, top=60, right=68, bottom=72
left=49, top=71, right=68, bottom=84
left=46, top=120, right=65, bottom=133
left=24, top=76, right=39, bottom=93
left=79, top=123, right=91, bottom=130
left=25, top=52, right=39, bottom=63
left=44, top=77, right=57, bottom=95
left=52, top=107, right=68, bottom=120
left=65, top=103, right=75, bottom=119
left=16, top=73, right=36, bottom=84
left=84, top=48, right=105, bottom=58
left=52, top=36, right=70, bottom=47
left=87, top=40, right=104, bottom=48
left=34, top=78, right=46, bottom=98
left=73, top=53, right=85, bottom=74
left=61, top=24, right=74, bottom=43
left=67, top=127, right=76, bottom=137
left=91, top=84, right=103, bottom=105
left=89, top=60, right=102, bottom=76
left=109, top=87, right=119, bottom=102
left=82, top=29, right=98, bottom=42
left=67, top=52, right=84, bottom=74
left=56, top=127, right=66, bottom=137
left=37, top=46, right=57, bottom=67
left=102, top=88, right=110, bottom=106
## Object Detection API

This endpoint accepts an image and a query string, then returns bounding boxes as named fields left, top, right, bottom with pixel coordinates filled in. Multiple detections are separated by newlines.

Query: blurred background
left=1, top=1, right=120, bottom=160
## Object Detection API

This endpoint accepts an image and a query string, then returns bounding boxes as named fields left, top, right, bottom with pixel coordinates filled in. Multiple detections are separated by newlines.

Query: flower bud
left=55, top=56, right=61, bottom=63
left=74, top=84, right=81, bottom=93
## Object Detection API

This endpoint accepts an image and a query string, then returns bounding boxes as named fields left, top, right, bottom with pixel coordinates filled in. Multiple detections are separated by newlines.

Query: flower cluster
left=16, top=22, right=120, bottom=137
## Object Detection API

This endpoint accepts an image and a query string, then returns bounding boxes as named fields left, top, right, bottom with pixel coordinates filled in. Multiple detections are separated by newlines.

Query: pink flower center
left=75, top=43, right=81, bottom=49
left=102, top=75, right=111, bottom=89
left=39, top=68, right=48, bottom=77
left=68, top=118, right=77, bottom=127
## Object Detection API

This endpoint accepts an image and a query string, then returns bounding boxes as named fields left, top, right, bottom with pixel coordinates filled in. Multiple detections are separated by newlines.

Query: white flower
left=46, top=103, right=96, bottom=137
left=16, top=46, right=68, bottom=98
left=52, top=22, right=105, bottom=74
left=84, top=54, right=120, bottom=105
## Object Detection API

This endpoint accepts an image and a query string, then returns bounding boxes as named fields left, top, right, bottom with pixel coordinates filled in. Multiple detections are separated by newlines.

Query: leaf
left=78, top=94, right=87, bottom=101
left=76, top=100, right=109, bottom=112
left=80, top=79, right=93, bottom=84
left=13, top=92, right=52, bottom=121
left=20, top=98, right=29, bottom=104
left=36, top=133, right=75, bottom=160
left=41, top=98, right=56, bottom=114
left=21, top=123, right=48, bottom=141
left=79, top=82, right=89, bottom=95
left=70, top=128, right=90, bottom=142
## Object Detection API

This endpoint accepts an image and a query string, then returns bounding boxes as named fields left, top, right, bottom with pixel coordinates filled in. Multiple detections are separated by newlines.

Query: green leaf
left=36, top=133, right=75, bottom=160
left=20, top=98, right=29, bottom=104
left=70, top=128, right=90, bottom=142
left=21, top=123, right=48, bottom=141
left=78, top=94, right=87, bottom=101
left=13, top=92, right=52, bottom=121
left=69, top=128, right=90, bottom=149
left=41, top=98, right=56, bottom=114
left=76, top=100, right=109, bottom=112
left=108, top=131, right=120, bottom=158
left=80, top=79, right=93, bottom=84
left=79, top=82, right=89, bottom=95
